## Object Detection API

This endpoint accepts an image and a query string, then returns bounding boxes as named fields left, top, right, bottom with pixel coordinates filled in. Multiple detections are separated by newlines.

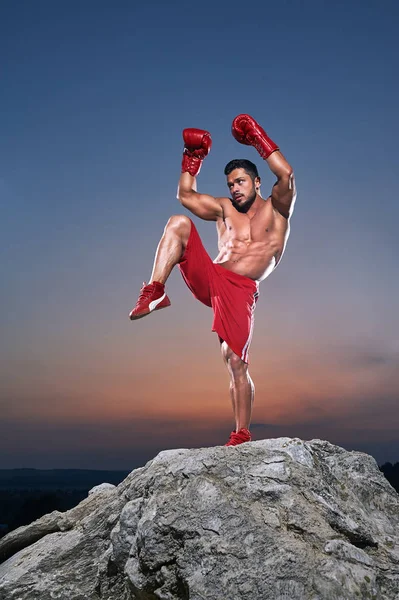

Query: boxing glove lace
left=181, top=128, right=212, bottom=177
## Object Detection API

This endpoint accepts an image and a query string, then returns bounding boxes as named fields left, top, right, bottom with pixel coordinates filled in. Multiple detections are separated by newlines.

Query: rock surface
left=89, top=483, right=116, bottom=496
left=0, top=438, right=398, bottom=600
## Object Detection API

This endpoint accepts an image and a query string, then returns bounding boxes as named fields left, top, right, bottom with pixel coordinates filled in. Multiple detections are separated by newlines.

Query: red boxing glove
left=232, top=114, right=279, bottom=160
left=181, top=128, right=212, bottom=177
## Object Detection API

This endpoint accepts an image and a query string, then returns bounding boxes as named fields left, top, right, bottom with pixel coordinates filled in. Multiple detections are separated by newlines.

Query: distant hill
left=0, top=469, right=131, bottom=537
left=0, top=469, right=130, bottom=490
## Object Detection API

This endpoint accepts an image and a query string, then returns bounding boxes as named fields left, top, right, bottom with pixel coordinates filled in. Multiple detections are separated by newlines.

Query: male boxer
left=129, top=115, right=296, bottom=446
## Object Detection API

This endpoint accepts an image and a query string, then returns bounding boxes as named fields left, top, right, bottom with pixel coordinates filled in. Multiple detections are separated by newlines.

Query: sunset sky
left=1, top=0, right=398, bottom=469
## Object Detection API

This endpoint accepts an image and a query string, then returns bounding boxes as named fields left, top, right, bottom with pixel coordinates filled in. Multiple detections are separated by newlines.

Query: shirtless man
left=129, top=114, right=296, bottom=446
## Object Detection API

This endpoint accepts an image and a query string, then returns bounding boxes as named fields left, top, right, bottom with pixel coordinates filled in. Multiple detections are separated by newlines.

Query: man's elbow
left=280, top=168, right=294, bottom=186
left=177, top=188, right=195, bottom=207
left=177, top=187, right=188, bottom=205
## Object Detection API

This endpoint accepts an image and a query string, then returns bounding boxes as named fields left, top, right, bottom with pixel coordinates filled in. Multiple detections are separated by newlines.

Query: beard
left=232, top=186, right=257, bottom=213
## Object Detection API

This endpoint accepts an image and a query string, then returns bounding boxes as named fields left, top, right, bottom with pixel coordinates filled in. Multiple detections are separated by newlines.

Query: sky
left=1, top=0, right=399, bottom=469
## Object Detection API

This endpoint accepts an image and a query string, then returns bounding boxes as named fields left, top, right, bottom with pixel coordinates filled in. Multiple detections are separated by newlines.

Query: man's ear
left=255, top=176, right=261, bottom=191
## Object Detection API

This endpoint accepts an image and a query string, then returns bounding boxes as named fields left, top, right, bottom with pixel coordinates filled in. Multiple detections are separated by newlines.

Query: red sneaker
left=224, top=428, right=252, bottom=446
left=129, top=282, right=171, bottom=320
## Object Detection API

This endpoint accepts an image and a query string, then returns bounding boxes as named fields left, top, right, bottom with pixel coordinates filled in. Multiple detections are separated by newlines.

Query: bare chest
left=216, top=201, right=280, bottom=249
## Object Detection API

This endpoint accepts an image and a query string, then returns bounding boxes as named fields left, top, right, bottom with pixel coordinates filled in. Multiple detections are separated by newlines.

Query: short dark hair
left=224, top=159, right=259, bottom=180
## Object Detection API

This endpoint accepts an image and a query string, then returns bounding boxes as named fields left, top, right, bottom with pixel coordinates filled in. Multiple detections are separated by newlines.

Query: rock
left=89, top=483, right=116, bottom=496
left=0, top=437, right=398, bottom=599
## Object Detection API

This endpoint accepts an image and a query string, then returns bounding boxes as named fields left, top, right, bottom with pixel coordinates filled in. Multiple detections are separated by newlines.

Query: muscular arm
left=231, top=114, right=297, bottom=220
left=267, top=151, right=297, bottom=220
left=177, top=172, right=223, bottom=221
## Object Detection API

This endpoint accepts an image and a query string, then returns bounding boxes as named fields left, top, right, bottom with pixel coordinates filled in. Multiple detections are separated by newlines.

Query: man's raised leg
left=220, top=341, right=254, bottom=446
left=129, top=215, right=191, bottom=320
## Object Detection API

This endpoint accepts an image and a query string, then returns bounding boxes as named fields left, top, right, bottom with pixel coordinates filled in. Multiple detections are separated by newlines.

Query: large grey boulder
left=0, top=438, right=398, bottom=600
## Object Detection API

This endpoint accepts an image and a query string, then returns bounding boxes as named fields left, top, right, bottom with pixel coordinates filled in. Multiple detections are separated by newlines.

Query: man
left=129, top=114, right=296, bottom=446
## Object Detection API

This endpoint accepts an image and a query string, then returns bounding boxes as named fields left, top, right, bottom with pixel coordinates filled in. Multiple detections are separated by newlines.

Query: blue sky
left=1, top=0, right=398, bottom=468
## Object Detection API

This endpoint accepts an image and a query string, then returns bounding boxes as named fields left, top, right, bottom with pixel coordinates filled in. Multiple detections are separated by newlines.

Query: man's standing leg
left=220, top=341, right=254, bottom=446
left=129, top=215, right=191, bottom=319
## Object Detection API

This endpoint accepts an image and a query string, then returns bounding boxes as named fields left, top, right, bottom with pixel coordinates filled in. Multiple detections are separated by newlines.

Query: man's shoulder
left=214, top=197, right=231, bottom=218
left=215, top=196, right=231, bottom=205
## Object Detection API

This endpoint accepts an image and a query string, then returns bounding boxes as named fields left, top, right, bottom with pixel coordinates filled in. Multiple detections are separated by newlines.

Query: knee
left=220, top=340, right=232, bottom=364
left=221, top=342, right=248, bottom=379
left=165, top=214, right=191, bottom=237
left=166, top=214, right=191, bottom=230
left=229, top=354, right=248, bottom=380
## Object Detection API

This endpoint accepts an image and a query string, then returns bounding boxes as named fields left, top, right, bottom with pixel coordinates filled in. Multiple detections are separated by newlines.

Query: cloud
left=293, top=334, right=397, bottom=373
left=339, top=347, right=399, bottom=370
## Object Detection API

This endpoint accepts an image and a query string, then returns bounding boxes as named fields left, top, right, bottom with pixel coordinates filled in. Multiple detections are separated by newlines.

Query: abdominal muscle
left=213, top=239, right=278, bottom=282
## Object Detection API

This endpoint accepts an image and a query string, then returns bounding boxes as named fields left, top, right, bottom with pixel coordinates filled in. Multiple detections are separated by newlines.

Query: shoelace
left=134, top=284, right=154, bottom=308
left=228, top=430, right=250, bottom=444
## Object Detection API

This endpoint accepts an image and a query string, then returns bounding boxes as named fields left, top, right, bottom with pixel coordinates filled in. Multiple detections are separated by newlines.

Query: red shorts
left=178, top=219, right=259, bottom=364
